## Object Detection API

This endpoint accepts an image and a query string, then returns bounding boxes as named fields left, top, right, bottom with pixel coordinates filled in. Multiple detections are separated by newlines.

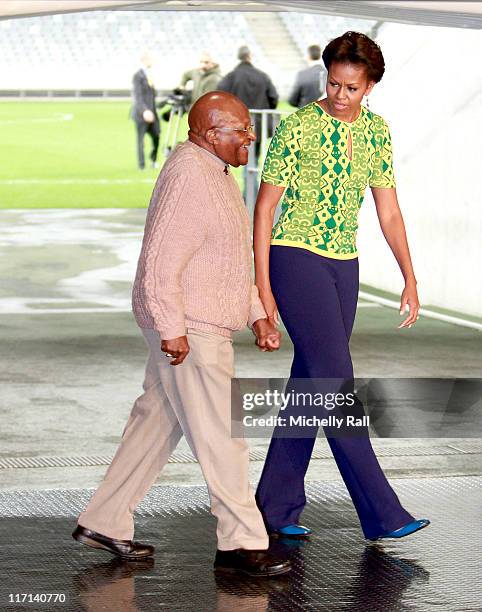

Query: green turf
left=0, top=100, right=293, bottom=209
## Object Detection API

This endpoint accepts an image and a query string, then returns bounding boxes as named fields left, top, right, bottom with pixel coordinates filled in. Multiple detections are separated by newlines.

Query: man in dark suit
left=288, top=44, right=326, bottom=108
left=218, top=46, right=278, bottom=153
left=131, top=52, right=160, bottom=170
left=218, top=46, right=278, bottom=194
left=218, top=46, right=278, bottom=113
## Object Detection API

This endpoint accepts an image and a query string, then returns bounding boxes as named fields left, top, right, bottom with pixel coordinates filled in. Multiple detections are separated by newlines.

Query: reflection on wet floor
left=70, top=545, right=430, bottom=612
left=1, top=477, right=479, bottom=611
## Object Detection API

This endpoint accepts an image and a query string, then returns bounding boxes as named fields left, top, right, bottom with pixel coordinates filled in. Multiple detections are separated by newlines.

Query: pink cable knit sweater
left=132, top=140, right=266, bottom=340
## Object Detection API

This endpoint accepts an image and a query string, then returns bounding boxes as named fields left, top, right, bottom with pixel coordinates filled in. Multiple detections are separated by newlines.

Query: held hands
left=143, top=109, right=155, bottom=123
left=398, top=280, right=420, bottom=329
left=161, top=335, right=189, bottom=365
left=253, top=318, right=281, bottom=352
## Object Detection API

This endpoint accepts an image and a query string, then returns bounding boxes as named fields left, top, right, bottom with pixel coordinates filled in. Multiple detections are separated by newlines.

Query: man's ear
left=205, top=128, right=218, bottom=144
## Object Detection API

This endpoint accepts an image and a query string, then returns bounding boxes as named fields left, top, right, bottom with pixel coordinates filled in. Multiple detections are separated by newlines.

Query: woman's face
left=325, top=62, right=375, bottom=116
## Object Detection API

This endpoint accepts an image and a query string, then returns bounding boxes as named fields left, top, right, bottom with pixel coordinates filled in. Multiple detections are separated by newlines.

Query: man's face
left=141, top=53, right=153, bottom=69
left=199, top=55, right=214, bottom=73
left=210, top=108, right=255, bottom=167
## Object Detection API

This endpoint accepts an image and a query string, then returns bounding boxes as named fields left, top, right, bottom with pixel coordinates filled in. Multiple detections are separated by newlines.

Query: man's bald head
left=140, top=51, right=153, bottom=68
left=188, top=91, right=248, bottom=138
left=187, top=91, right=254, bottom=167
left=199, top=52, right=215, bottom=72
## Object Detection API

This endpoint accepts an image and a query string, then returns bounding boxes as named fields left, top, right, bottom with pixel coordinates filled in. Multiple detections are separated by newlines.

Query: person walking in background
left=72, top=91, right=290, bottom=578
left=288, top=44, right=326, bottom=108
left=218, top=45, right=278, bottom=144
left=179, top=52, right=221, bottom=108
left=218, top=46, right=278, bottom=112
left=218, top=46, right=278, bottom=193
left=131, top=51, right=160, bottom=170
left=253, top=31, right=430, bottom=542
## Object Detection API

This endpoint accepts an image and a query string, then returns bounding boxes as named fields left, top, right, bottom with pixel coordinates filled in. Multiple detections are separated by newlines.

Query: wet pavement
left=1, top=209, right=481, bottom=611
left=0, top=477, right=480, bottom=611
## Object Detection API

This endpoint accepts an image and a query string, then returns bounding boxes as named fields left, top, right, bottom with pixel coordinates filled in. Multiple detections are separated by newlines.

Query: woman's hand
left=398, top=281, right=420, bottom=329
left=259, top=287, right=280, bottom=326
left=371, top=187, right=420, bottom=331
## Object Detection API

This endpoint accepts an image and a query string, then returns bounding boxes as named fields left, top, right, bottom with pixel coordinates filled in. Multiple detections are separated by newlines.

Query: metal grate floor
left=1, top=441, right=481, bottom=470
left=0, top=476, right=480, bottom=611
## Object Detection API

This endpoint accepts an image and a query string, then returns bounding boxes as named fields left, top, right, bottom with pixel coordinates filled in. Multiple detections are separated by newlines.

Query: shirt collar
left=188, top=140, right=227, bottom=168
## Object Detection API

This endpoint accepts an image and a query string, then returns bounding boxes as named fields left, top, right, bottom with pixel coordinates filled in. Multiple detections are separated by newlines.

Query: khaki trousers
left=77, top=328, right=269, bottom=551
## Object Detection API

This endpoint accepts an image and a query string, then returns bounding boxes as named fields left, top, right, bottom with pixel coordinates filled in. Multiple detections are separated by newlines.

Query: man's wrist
left=156, top=323, right=187, bottom=341
left=250, top=316, right=268, bottom=333
left=252, top=316, right=268, bottom=325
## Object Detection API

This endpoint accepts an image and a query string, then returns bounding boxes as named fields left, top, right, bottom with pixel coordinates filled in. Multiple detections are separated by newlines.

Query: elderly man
left=72, top=92, right=290, bottom=578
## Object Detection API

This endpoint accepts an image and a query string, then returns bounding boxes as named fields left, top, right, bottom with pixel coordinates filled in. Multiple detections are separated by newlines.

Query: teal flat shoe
left=271, top=524, right=312, bottom=539
left=370, top=519, right=430, bottom=541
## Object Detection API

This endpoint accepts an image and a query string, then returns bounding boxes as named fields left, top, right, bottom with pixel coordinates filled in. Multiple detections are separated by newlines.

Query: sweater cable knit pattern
left=132, top=141, right=266, bottom=340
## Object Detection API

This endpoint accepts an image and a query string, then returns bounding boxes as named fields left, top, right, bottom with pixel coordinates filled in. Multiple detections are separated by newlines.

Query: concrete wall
left=357, top=22, right=482, bottom=317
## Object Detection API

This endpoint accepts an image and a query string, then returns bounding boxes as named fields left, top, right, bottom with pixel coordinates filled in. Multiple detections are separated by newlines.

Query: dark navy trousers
left=255, top=246, right=414, bottom=539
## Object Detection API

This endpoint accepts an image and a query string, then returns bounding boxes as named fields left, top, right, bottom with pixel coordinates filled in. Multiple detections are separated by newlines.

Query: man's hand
left=143, top=109, right=155, bottom=123
left=252, top=318, right=281, bottom=352
left=161, top=335, right=190, bottom=365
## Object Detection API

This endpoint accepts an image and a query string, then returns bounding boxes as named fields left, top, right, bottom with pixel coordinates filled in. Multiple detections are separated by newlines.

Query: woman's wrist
left=256, top=281, right=272, bottom=293
left=404, top=275, right=417, bottom=286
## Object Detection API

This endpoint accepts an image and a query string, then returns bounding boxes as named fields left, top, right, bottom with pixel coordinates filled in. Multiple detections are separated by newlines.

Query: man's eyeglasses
left=212, top=125, right=256, bottom=135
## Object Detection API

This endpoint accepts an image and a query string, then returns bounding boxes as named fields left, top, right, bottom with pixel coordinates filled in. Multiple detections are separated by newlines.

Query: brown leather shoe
left=72, top=525, right=154, bottom=560
left=214, top=549, right=291, bottom=577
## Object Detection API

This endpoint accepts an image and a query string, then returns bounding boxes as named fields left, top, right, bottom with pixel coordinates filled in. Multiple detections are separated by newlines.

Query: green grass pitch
left=0, top=100, right=291, bottom=209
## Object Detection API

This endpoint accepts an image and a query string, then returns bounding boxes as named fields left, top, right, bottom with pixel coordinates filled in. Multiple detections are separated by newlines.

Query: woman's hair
left=322, top=31, right=385, bottom=83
